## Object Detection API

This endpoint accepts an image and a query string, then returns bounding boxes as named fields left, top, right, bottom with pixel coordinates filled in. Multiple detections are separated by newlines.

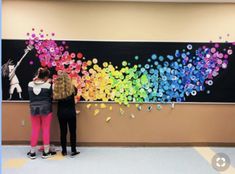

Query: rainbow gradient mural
left=2, top=29, right=235, bottom=105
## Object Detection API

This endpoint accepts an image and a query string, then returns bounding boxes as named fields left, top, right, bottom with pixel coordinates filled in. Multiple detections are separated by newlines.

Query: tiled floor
left=2, top=146, right=235, bottom=174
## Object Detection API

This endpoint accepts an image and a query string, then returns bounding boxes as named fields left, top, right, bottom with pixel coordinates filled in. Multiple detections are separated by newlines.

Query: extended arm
left=9, top=45, right=34, bottom=80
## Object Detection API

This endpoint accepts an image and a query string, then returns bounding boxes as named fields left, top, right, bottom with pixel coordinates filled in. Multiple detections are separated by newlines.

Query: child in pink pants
left=27, top=67, right=56, bottom=159
left=30, top=113, right=52, bottom=149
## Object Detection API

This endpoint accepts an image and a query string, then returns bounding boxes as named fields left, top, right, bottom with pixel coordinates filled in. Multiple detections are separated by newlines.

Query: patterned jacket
left=28, top=80, right=52, bottom=116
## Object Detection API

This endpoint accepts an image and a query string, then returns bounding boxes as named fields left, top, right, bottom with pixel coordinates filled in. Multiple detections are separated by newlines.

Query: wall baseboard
left=2, top=141, right=235, bottom=147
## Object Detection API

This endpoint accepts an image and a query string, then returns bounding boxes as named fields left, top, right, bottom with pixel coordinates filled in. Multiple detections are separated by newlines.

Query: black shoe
left=50, top=151, right=57, bottom=156
left=42, top=151, right=56, bottom=159
left=27, top=152, right=36, bottom=159
left=62, top=151, right=67, bottom=156
left=70, top=151, right=80, bottom=157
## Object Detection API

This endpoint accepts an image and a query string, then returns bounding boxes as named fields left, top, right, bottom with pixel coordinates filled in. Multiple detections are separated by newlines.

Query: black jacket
left=57, top=87, right=77, bottom=118
left=28, top=80, right=52, bottom=115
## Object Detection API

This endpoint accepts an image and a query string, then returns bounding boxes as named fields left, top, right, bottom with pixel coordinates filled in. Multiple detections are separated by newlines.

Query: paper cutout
left=100, top=103, right=106, bottom=109
left=86, top=104, right=91, bottom=109
left=24, top=29, right=235, bottom=105
left=171, top=102, right=175, bottom=109
left=106, top=117, right=111, bottom=123
left=147, top=105, right=152, bottom=111
left=48, top=153, right=65, bottom=161
left=3, top=158, right=29, bottom=169
left=157, top=104, right=162, bottom=111
left=131, top=114, right=135, bottom=118
left=94, top=109, right=100, bottom=116
left=120, top=108, right=124, bottom=115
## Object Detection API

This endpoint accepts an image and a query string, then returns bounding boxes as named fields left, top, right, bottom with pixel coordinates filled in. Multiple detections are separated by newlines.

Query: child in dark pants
left=53, top=71, right=80, bottom=157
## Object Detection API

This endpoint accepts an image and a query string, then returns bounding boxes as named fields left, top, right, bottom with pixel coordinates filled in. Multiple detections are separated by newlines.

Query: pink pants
left=30, top=113, right=52, bottom=147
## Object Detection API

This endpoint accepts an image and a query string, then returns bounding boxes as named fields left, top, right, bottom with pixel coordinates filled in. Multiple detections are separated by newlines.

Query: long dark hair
left=36, top=67, right=50, bottom=80
left=2, top=59, right=14, bottom=77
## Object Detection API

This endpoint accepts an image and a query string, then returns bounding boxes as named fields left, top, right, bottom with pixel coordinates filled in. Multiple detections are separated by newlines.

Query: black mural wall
left=2, top=39, right=235, bottom=102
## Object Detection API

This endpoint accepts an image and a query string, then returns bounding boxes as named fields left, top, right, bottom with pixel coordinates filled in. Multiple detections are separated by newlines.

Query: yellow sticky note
left=109, top=106, right=113, bottom=110
left=48, top=153, right=65, bottom=161
left=100, top=103, right=106, bottom=109
left=86, top=104, right=91, bottom=109
left=94, top=109, right=100, bottom=116
left=106, top=117, right=111, bottom=123
left=3, top=158, right=29, bottom=169
left=120, top=108, right=124, bottom=115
